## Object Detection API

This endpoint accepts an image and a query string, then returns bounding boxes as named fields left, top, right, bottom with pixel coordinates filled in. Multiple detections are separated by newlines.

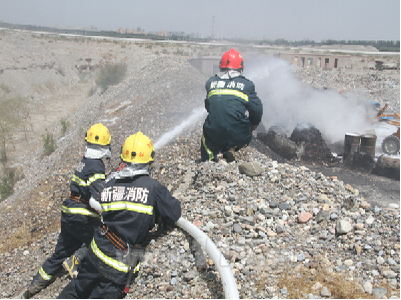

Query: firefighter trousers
left=200, top=133, right=250, bottom=162
left=56, top=257, right=126, bottom=299
left=40, top=218, right=97, bottom=279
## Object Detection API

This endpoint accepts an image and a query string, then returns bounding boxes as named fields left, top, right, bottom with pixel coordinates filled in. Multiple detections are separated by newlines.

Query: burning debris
left=257, top=123, right=338, bottom=165
left=347, top=134, right=377, bottom=172
left=256, top=121, right=400, bottom=180
left=257, top=126, right=297, bottom=160
left=289, top=123, right=338, bottom=164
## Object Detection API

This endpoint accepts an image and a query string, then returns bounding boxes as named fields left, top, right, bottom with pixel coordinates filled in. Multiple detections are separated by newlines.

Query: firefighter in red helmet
left=201, top=48, right=263, bottom=162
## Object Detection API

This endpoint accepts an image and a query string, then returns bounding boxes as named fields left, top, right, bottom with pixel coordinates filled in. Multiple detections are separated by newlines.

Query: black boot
left=223, top=148, right=236, bottom=163
left=22, top=271, right=53, bottom=298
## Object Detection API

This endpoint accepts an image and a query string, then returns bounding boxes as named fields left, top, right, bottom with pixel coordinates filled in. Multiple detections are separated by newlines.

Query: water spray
left=153, top=106, right=240, bottom=298
left=154, top=106, right=206, bottom=150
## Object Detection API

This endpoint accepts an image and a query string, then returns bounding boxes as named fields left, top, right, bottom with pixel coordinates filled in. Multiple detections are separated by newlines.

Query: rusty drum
left=343, top=133, right=361, bottom=164
left=360, top=134, right=377, bottom=158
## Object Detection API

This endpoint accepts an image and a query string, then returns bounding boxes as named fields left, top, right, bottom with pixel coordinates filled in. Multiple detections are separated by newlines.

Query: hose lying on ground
left=176, top=217, right=239, bottom=299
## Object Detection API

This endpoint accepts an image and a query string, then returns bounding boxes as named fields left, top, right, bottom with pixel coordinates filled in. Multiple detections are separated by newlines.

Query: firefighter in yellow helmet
left=23, top=123, right=111, bottom=299
left=58, top=132, right=181, bottom=298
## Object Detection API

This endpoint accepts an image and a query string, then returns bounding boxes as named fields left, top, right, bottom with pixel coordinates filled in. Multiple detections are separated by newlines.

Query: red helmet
left=219, top=48, right=244, bottom=70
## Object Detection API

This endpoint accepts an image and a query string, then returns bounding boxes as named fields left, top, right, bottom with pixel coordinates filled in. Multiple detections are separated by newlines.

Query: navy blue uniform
left=39, top=157, right=104, bottom=282
left=57, top=174, right=181, bottom=299
left=201, top=73, right=263, bottom=161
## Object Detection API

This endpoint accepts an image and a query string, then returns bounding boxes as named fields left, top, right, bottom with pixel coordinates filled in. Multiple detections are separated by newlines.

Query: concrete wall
left=279, top=53, right=352, bottom=69
left=190, top=53, right=352, bottom=75
left=189, top=57, right=220, bottom=76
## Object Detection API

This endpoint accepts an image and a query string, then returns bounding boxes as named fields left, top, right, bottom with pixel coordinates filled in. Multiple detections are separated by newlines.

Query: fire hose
left=175, top=217, right=239, bottom=299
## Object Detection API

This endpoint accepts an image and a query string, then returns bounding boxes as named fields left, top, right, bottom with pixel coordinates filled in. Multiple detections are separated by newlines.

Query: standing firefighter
left=23, top=123, right=111, bottom=299
left=201, top=48, right=263, bottom=162
left=57, top=131, right=182, bottom=299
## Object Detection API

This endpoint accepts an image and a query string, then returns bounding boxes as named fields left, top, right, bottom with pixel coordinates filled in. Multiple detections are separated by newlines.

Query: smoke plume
left=245, top=56, right=375, bottom=145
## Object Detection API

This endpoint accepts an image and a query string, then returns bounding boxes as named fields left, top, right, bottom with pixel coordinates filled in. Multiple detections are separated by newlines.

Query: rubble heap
left=290, top=123, right=338, bottom=165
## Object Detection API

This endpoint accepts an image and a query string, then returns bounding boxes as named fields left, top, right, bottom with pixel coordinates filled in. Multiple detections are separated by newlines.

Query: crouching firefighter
left=23, top=123, right=112, bottom=299
left=57, top=131, right=182, bottom=299
left=201, top=48, right=263, bottom=162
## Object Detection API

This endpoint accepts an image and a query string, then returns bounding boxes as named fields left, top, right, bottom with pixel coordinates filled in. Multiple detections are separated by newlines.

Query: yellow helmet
left=121, top=132, right=155, bottom=164
left=85, top=123, right=111, bottom=146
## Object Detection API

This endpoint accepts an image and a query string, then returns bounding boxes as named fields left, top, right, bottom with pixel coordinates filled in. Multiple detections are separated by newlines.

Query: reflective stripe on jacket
left=39, top=266, right=52, bottom=281
left=62, top=157, right=105, bottom=224
left=87, top=174, right=181, bottom=284
left=70, top=157, right=106, bottom=200
left=203, top=73, right=263, bottom=154
left=61, top=205, right=100, bottom=218
left=71, top=173, right=105, bottom=188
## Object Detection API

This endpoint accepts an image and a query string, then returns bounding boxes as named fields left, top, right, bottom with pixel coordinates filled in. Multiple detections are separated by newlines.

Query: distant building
left=187, top=32, right=201, bottom=39
left=189, top=52, right=354, bottom=76
left=149, top=30, right=167, bottom=37
left=167, top=31, right=185, bottom=37
left=115, top=26, right=202, bottom=38
left=279, top=53, right=352, bottom=69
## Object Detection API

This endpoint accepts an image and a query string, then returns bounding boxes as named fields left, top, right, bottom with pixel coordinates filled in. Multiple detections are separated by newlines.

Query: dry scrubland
left=0, top=29, right=399, bottom=298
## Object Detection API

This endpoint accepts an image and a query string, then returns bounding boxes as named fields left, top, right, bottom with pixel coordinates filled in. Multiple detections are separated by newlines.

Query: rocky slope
left=0, top=29, right=399, bottom=299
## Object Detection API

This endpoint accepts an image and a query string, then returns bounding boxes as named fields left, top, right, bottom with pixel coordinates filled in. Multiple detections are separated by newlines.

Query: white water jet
left=154, top=106, right=206, bottom=150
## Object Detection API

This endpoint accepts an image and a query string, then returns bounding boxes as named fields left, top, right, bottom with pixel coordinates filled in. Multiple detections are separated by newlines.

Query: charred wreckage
left=255, top=118, right=400, bottom=181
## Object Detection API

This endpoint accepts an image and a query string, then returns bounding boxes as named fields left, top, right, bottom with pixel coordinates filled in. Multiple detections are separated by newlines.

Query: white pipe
left=175, top=217, right=239, bottom=299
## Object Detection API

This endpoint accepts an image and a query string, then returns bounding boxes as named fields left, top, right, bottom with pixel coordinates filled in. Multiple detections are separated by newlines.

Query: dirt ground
left=304, top=163, right=400, bottom=208
left=250, top=136, right=400, bottom=209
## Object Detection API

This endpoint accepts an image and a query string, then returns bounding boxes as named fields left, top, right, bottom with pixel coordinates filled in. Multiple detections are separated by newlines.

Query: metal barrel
left=360, top=134, right=377, bottom=158
left=343, top=133, right=361, bottom=164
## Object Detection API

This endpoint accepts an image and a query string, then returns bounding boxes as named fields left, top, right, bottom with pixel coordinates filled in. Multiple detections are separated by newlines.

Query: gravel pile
left=2, top=131, right=400, bottom=299
left=0, top=30, right=399, bottom=299
left=294, top=65, right=400, bottom=109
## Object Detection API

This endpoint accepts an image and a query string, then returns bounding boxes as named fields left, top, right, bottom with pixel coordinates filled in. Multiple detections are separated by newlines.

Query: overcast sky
left=0, top=0, right=399, bottom=41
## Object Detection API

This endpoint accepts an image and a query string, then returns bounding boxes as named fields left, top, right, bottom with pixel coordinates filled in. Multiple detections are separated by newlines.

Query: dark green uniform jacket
left=62, top=157, right=104, bottom=226
left=201, top=71, right=263, bottom=161
left=87, top=174, right=182, bottom=284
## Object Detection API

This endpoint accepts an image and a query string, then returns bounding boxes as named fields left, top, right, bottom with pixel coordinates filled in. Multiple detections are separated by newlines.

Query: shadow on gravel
left=185, top=232, right=224, bottom=299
